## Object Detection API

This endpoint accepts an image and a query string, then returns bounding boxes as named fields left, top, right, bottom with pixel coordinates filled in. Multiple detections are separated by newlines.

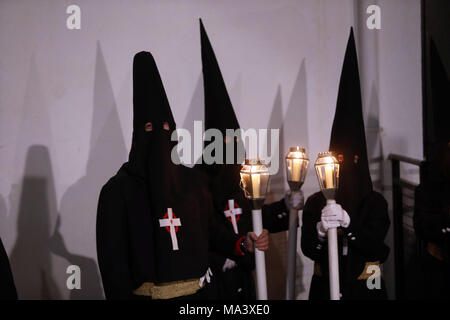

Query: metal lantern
left=314, top=152, right=339, bottom=200
left=285, top=147, right=309, bottom=191
left=240, top=159, right=270, bottom=208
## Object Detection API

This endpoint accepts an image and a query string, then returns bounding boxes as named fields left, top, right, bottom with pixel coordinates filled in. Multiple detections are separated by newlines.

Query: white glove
left=222, top=258, right=237, bottom=272
left=316, top=203, right=350, bottom=240
left=321, top=203, right=350, bottom=229
left=285, top=190, right=304, bottom=211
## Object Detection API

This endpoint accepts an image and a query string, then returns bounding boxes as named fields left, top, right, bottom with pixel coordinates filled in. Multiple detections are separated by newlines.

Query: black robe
left=414, top=181, right=450, bottom=299
left=0, top=237, right=17, bottom=300
left=97, top=164, right=240, bottom=300
left=198, top=19, right=290, bottom=300
left=301, top=191, right=390, bottom=300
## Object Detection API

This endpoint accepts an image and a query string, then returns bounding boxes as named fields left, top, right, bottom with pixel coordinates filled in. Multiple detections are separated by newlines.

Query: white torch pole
left=327, top=199, right=340, bottom=300
left=252, top=208, right=268, bottom=300
left=286, top=206, right=298, bottom=300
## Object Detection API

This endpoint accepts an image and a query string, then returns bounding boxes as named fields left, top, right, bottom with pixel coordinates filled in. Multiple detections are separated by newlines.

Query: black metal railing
left=388, top=154, right=425, bottom=300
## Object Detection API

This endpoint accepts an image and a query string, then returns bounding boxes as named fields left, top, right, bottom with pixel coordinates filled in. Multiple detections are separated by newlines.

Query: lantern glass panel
left=285, top=147, right=309, bottom=187
left=240, top=159, right=270, bottom=200
left=314, top=152, right=339, bottom=200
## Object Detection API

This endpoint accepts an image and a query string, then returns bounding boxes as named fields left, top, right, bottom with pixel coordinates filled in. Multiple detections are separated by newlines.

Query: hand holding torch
left=240, top=159, right=270, bottom=300
left=314, top=152, right=340, bottom=300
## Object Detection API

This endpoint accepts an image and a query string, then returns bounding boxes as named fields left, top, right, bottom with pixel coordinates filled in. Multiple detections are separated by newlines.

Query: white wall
left=0, top=0, right=422, bottom=299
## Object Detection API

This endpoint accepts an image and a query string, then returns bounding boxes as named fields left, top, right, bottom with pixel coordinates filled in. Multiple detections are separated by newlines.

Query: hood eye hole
left=145, top=122, right=153, bottom=132
left=163, top=122, right=170, bottom=131
left=353, top=155, right=359, bottom=164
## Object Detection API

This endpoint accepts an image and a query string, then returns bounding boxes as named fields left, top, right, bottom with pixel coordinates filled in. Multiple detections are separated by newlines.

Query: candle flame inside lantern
left=251, top=165, right=261, bottom=198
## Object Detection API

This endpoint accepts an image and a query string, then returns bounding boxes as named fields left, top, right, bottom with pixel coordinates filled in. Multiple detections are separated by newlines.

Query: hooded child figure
left=196, top=19, right=302, bottom=300
left=301, top=28, right=390, bottom=300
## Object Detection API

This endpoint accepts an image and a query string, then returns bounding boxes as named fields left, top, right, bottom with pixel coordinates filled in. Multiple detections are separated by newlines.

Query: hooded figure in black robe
left=96, top=52, right=264, bottom=300
left=414, top=39, right=450, bottom=300
left=301, top=28, right=390, bottom=300
left=0, top=237, right=17, bottom=300
left=197, top=20, right=295, bottom=300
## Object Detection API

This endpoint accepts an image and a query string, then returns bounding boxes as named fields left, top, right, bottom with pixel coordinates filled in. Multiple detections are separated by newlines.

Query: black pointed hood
left=199, top=19, right=244, bottom=188
left=427, top=39, right=450, bottom=183
left=330, top=28, right=372, bottom=216
left=126, top=51, right=183, bottom=209
left=127, top=52, right=177, bottom=177
left=200, top=19, right=240, bottom=135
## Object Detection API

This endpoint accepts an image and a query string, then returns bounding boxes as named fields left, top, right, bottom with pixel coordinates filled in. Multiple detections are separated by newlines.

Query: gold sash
left=133, top=278, right=204, bottom=299
left=357, top=261, right=380, bottom=280
left=314, top=261, right=380, bottom=280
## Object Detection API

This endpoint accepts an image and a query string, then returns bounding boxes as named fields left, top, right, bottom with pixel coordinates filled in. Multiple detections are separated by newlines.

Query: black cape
left=198, top=19, right=289, bottom=300
left=301, top=28, right=390, bottom=300
left=96, top=52, right=241, bottom=300
left=413, top=38, right=450, bottom=299
left=0, top=237, right=17, bottom=300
